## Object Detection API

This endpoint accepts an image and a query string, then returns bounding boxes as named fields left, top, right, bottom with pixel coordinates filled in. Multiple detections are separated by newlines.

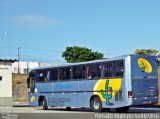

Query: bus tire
left=42, top=97, right=48, bottom=110
left=91, top=97, right=102, bottom=112
left=115, top=107, right=129, bottom=113
left=102, top=108, right=110, bottom=112
left=66, top=107, right=71, bottom=111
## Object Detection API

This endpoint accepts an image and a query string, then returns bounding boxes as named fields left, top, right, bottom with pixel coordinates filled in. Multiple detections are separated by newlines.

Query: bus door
left=131, top=55, right=158, bottom=104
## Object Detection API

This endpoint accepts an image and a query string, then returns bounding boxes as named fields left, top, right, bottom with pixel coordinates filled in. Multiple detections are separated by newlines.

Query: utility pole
left=18, top=47, right=20, bottom=74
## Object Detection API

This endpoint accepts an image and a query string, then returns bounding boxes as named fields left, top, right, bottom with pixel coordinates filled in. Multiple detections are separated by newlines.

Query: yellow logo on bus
left=138, top=58, right=152, bottom=73
left=93, top=78, right=121, bottom=105
left=31, top=96, right=35, bottom=102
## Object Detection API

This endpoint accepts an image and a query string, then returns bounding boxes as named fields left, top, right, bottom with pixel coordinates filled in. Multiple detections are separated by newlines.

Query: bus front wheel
left=42, top=97, right=48, bottom=110
left=91, top=97, right=102, bottom=112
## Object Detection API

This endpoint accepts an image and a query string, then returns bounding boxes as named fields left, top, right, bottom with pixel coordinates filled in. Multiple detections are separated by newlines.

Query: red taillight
left=128, top=91, right=132, bottom=98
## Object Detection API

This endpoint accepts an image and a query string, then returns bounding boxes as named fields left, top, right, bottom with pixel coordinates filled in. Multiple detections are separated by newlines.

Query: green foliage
left=134, top=48, right=160, bottom=68
left=101, top=80, right=112, bottom=105
left=134, top=49, right=158, bottom=56
left=62, top=46, right=104, bottom=63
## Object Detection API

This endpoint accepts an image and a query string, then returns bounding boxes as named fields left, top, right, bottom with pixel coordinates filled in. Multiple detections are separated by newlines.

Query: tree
left=134, top=48, right=160, bottom=68
left=62, top=46, right=104, bottom=63
left=134, top=49, right=159, bottom=56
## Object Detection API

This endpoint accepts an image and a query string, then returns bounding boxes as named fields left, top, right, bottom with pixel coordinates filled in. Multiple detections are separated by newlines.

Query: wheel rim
left=94, top=100, right=100, bottom=110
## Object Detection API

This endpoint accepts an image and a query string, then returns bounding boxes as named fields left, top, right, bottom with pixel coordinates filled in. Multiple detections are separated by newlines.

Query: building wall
left=12, top=61, right=53, bottom=74
left=0, top=63, right=12, bottom=106
left=12, top=74, right=28, bottom=102
left=12, top=61, right=39, bottom=74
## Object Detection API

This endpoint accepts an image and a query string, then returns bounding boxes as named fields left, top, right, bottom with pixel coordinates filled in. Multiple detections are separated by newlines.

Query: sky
left=0, top=0, right=160, bottom=64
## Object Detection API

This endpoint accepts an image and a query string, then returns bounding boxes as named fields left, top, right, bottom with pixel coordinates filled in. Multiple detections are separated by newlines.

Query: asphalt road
left=0, top=106, right=160, bottom=119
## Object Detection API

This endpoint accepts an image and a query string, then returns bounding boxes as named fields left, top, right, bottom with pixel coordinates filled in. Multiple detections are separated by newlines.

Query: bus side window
left=60, top=67, right=71, bottom=80
left=116, top=60, right=124, bottom=77
left=66, top=67, right=71, bottom=80
left=86, top=65, right=91, bottom=79
left=38, top=70, right=47, bottom=82
left=103, top=60, right=124, bottom=78
left=82, top=65, right=86, bottom=79
left=90, top=63, right=102, bottom=79
left=49, top=69, right=58, bottom=81
left=73, top=66, right=83, bottom=79
left=103, top=61, right=113, bottom=78
left=60, top=68, right=64, bottom=80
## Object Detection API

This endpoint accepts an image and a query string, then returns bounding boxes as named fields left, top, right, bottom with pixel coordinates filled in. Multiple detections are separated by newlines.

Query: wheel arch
left=38, top=95, right=46, bottom=106
left=90, top=95, right=100, bottom=107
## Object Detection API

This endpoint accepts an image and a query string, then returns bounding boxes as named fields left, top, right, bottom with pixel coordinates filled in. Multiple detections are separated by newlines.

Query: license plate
left=142, top=100, right=151, bottom=104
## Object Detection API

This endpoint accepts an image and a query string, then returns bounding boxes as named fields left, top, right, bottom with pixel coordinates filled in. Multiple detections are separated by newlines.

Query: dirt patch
left=12, top=73, right=28, bottom=102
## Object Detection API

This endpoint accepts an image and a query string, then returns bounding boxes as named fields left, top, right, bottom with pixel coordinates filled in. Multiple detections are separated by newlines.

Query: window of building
left=14, top=68, right=18, bottom=73
left=24, top=68, right=28, bottom=74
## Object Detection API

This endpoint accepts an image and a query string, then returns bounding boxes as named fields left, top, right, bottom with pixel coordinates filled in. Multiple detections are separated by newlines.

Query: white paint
left=0, top=64, right=12, bottom=97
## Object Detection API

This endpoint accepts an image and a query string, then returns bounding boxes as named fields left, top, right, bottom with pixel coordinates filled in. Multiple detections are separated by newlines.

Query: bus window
left=27, top=71, right=36, bottom=92
left=38, top=70, right=47, bottom=82
left=73, top=66, right=83, bottom=79
left=82, top=65, right=86, bottom=79
left=86, top=65, right=91, bottom=79
left=115, top=60, right=124, bottom=77
left=66, top=67, right=71, bottom=79
left=27, top=71, right=36, bottom=88
left=103, top=60, right=124, bottom=78
left=90, top=63, right=102, bottom=79
left=60, top=67, right=71, bottom=80
left=49, top=69, right=58, bottom=81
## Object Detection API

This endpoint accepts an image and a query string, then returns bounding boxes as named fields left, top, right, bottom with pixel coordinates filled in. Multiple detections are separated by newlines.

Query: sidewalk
left=12, top=102, right=29, bottom=107
left=137, top=103, right=160, bottom=108
left=12, top=102, right=160, bottom=108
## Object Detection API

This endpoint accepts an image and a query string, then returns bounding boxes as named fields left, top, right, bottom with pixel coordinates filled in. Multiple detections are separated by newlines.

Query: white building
left=12, top=61, right=54, bottom=74
left=0, top=59, right=16, bottom=106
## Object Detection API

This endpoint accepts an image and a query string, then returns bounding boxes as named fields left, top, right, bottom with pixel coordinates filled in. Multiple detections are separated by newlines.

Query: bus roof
left=30, top=54, right=155, bottom=72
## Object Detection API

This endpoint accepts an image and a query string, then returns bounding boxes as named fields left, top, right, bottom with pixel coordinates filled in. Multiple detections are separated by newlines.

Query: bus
left=27, top=54, right=158, bottom=112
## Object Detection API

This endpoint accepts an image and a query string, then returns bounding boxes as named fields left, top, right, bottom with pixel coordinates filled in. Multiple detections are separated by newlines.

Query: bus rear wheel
left=91, top=97, right=102, bottom=112
left=42, top=97, right=48, bottom=110
left=115, top=107, right=129, bottom=113
left=66, top=107, right=71, bottom=111
left=102, top=108, right=110, bottom=112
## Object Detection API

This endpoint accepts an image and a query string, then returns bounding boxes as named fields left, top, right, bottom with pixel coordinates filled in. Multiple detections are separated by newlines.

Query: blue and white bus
left=27, top=55, right=158, bottom=112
